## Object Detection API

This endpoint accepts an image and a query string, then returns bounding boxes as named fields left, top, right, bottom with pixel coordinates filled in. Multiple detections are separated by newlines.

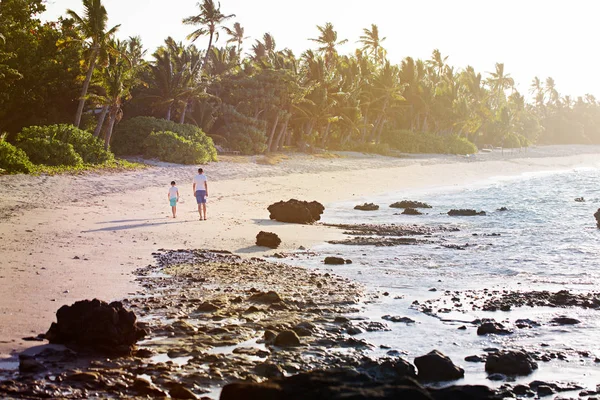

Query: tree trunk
left=104, top=108, right=118, bottom=151
left=273, top=116, right=289, bottom=151
left=74, top=47, right=99, bottom=128
left=179, top=99, right=188, bottom=124
left=266, top=112, right=280, bottom=152
left=320, top=121, right=331, bottom=147
left=93, top=105, right=109, bottom=137
left=202, top=31, right=214, bottom=71
left=166, top=103, right=172, bottom=121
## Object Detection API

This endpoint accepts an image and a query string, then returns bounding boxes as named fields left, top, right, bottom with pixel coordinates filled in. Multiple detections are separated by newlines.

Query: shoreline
left=1, top=145, right=600, bottom=359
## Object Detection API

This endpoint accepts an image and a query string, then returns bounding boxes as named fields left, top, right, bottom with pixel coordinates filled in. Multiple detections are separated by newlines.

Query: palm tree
left=530, top=76, right=545, bottom=108
left=183, top=0, right=235, bottom=70
left=309, top=22, right=347, bottom=68
left=544, top=77, right=560, bottom=107
left=66, top=0, right=120, bottom=128
left=358, top=24, right=386, bottom=64
left=92, top=37, right=146, bottom=149
left=485, top=62, right=514, bottom=106
left=223, top=22, right=248, bottom=59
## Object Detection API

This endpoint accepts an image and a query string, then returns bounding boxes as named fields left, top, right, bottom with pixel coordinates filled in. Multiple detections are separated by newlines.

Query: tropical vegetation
left=2, top=0, right=600, bottom=173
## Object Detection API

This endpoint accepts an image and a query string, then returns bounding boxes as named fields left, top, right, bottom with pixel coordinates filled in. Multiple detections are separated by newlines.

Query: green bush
left=17, top=124, right=113, bottom=164
left=113, top=117, right=217, bottom=161
left=143, top=131, right=213, bottom=164
left=224, top=123, right=268, bottom=155
left=0, top=140, right=34, bottom=174
left=382, top=130, right=477, bottom=155
left=17, top=137, right=83, bottom=166
left=503, top=133, right=531, bottom=148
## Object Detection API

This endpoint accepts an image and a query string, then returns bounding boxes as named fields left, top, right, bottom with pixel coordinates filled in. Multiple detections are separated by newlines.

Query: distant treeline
left=2, top=0, right=600, bottom=163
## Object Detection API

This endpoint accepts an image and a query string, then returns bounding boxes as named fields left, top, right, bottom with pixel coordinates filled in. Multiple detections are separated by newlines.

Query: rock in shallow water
left=44, top=299, right=146, bottom=355
left=448, top=209, right=486, bottom=216
left=390, top=200, right=432, bottom=209
left=324, top=256, right=346, bottom=265
left=414, top=350, right=465, bottom=381
left=274, top=330, right=301, bottom=347
left=485, top=350, right=538, bottom=376
left=354, top=203, right=379, bottom=211
left=220, top=369, right=499, bottom=399
left=477, top=321, right=513, bottom=336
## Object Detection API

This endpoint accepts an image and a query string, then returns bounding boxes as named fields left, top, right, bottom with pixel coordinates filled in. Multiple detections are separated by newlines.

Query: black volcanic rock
left=45, top=299, right=146, bottom=355
left=220, top=368, right=500, bottom=400
left=268, top=199, right=324, bottom=224
left=256, top=231, right=282, bottom=249
left=354, top=203, right=379, bottom=211
left=414, top=350, right=465, bottom=381
left=390, top=201, right=432, bottom=209
left=448, top=209, right=486, bottom=216
left=485, top=350, right=538, bottom=376
left=324, top=256, right=346, bottom=265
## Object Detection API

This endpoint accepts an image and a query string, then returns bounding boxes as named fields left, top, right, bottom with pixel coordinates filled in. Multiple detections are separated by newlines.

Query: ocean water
left=291, top=167, right=600, bottom=388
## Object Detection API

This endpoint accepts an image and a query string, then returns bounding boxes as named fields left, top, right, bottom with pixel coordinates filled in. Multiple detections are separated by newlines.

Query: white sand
left=1, top=145, right=600, bottom=358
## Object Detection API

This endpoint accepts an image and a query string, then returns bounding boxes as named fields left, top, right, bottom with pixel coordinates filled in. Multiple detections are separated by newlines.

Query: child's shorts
left=169, top=198, right=177, bottom=207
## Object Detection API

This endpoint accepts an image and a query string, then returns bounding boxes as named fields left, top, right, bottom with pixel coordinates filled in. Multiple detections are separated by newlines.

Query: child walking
left=168, top=181, right=179, bottom=218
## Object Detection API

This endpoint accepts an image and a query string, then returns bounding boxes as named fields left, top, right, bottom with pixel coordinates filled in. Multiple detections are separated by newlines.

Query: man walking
left=193, top=168, right=208, bottom=220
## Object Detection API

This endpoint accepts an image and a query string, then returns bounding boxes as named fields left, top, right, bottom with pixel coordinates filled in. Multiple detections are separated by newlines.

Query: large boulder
left=485, top=350, right=538, bottom=376
left=595, top=208, right=600, bottom=228
left=414, top=350, right=464, bottom=381
left=256, top=231, right=282, bottom=249
left=402, top=208, right=423, bottom=215
left=268, top=199, right=324, bottom=224
left=390, top=201, right=432, bottom=209
left=45, top=299, right=146, bottom=355
left=448, top=209, right=486, bottom=216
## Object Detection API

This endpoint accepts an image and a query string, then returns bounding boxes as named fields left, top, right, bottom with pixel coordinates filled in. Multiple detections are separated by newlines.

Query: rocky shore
left=2, top=246, right=600, bottom=399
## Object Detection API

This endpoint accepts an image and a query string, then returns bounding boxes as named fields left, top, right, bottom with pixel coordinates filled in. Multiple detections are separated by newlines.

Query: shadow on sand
left=83, top=220, right=189, bottom=233
left=96, top=218, right=166, bottom=224
left=251, top=218, right=287, bottom=226
left=234, top=245, right=270, bottom=254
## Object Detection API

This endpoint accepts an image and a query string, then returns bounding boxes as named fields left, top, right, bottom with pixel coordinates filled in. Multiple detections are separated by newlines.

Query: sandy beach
left=1, top=145, right=600, bottom=360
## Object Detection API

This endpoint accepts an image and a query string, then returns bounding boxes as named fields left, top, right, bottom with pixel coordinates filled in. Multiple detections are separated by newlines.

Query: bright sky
left=41, top=0, right=595, bottom=99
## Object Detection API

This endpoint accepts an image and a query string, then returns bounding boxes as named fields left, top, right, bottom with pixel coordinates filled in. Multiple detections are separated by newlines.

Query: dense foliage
left=0, top=140, right=34, bottom=173
left=112, top=116, right=217, bottom=161
left=2, top=0, right=600, bottom=170
left=17, top=124, right=113, bottom=163
left=143, top=130, right=214, bottom=164
left=383, top=130, right=478, bottom=155
left=16, top=137, right=83, bottom=166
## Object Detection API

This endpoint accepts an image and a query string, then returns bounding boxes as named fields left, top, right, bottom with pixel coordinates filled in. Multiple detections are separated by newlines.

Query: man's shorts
left=195, top=190, right=207, bottom=204
left=169, top=198, right=177, bottom=207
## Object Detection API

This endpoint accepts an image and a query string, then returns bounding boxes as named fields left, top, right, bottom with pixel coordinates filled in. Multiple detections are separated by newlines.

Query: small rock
left=414, top=350, right=464, bottom=381
left=354, top=203, right=379, bottom=211
left=324, top=256, right=345, bottom=265
left=477, top=321, right=513, bottom=335
left=274, top=330, right=301, bottom=347
left=550, top=316, right=580, bottom=325
left=485, top=350, right=538, bottom=376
